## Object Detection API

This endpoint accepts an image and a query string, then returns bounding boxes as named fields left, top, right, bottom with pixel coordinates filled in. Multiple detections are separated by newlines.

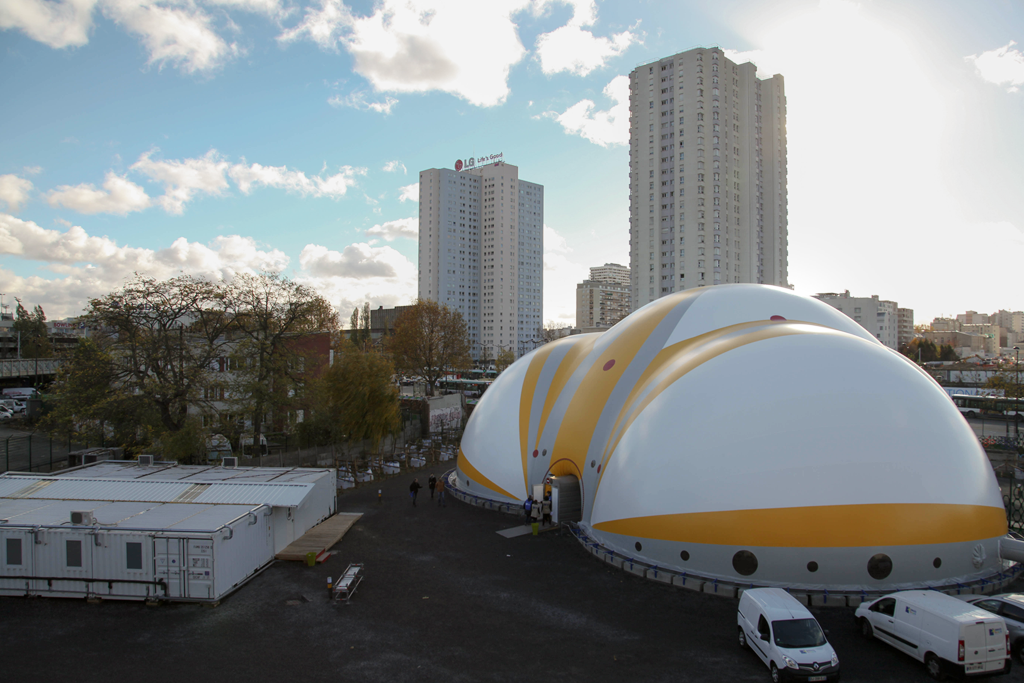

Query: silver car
left=967, top=594, right=1024, bottom=665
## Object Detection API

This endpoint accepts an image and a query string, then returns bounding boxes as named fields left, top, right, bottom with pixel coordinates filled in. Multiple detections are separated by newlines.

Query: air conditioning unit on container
left=70, top=510, right=96, bottom=525
left=222, top=457, right=238, bottom=468
left=138, top=454, right=154, bottom=467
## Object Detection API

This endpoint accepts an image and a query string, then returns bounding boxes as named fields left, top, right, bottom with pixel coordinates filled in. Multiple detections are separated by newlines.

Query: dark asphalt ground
left=3, top=470, right=1024, bottom=683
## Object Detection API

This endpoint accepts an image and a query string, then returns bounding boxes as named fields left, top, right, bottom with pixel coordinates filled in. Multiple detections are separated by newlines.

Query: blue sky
left=1, top=0, right=1023, bottom=326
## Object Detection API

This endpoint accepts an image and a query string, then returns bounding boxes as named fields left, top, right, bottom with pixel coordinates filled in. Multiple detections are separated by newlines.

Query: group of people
left=523, top=491, right=552, bottom=526
left=407, top=475, right=552, bottom=524
left=409, top=474, right=446, bottom=507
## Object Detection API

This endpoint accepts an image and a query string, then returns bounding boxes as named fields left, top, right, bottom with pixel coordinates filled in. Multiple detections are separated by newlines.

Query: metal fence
left=0, top=434, right=90, bottom=473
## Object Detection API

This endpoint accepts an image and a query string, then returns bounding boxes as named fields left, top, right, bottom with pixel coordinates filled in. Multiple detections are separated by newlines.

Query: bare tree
left=224, top=272, right=338, bottom=439
left=388, top=299, right=472, bottom=396
left=85, top=274, right=233, bottom=435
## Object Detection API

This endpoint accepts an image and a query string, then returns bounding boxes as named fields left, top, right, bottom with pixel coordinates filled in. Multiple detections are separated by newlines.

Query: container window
left=126, top=542, right=143, bottom=570
left=6, top=538, right=22, bottom=565
left=66, top=540, right=82, bottom=568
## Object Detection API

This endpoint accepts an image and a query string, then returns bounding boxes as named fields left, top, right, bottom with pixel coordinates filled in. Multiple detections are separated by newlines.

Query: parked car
left=0, top=399, right=23, bottom=414
left=738, top=587, right=840, bottom=682
left=966, top=594, right=1024, bottom=665
left=855, top=590, right=1011, bottom=680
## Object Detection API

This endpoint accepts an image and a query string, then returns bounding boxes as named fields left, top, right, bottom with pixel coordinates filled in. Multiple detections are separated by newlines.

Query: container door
left=1, top=531, right=34, bottom=595
left=154, top=538, right=184, bottom=598
left=185, top=539, right=215, bottom=600
left=60, top=532, right=94, bottom=597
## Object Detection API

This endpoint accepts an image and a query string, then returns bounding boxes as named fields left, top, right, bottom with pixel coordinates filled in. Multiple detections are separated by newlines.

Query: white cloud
left=545, top=74, right=629, bottom=147
left=131, top=149, right=231, bottom=214
left=42, top=150, right=366, bottom=216
left=366, top=217, right=417, bottom=241
left=282, top=0, right=530, bottom=107
left=398, top=182, right=418, bottom=202
left=327, top=91, right=399, bottom=114
left=0, top=213, right=289, bottom=317
left=0, top=175, right=34, bottom=213
left=543, top=224, right=587, bottom=326
left=533, top=0, right=636, bottom=76
left=297, top=241, right=417, bottom=315
left=101, top=0, right=241, bottom=74
left=22, top=166, right=43, bottom=176
left=205, top=0, right=284, bottom=17
left=966, top=41, right=1024, bottom=93
left=46, top=172, right=151, bottom=215
left=277, top=0, right=351, bottom=49
left=382, top=160, right=407, bottom=174
left=228, top=162, right=365, bottom=198
left=0, top=0, right=97, bottom=49
left=535, top=24, right=634, bottom=76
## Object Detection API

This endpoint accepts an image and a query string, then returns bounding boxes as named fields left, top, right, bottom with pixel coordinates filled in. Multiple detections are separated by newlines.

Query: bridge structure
left=0, top=358, right=61, bottom=382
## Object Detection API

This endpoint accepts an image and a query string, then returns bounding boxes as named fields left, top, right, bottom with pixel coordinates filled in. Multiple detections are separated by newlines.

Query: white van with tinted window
left=855, top=590, right=1011, bottom=679
left=738, top=588, right=840, bottom=683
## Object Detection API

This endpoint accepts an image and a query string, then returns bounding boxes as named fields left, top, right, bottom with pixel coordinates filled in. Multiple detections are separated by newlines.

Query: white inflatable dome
left=455, top=285, right=1007, bottom=591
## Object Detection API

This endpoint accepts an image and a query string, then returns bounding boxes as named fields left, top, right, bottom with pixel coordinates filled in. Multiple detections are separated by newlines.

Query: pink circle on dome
left=532, top=449, right=538, bottom=458
left=603, top=359, right=615, bottom=371
left=597, top=464, right=602, bottom=473
left=770, top=315, right=786, bottom=321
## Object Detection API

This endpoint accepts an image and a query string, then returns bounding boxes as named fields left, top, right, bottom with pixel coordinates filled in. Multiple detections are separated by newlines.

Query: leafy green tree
left=13, top=299, right=53, bottom=358
left=986, top=373, right=1024, bottom=399
left=901, top=338, right=939, bottom=363
left=388, top=299, right=472, bottom=397
left=300, top=338, right=401, bottom=450
left=495, top=348, right=515, bottom=374
left=42, top=337, right=155, bottom=451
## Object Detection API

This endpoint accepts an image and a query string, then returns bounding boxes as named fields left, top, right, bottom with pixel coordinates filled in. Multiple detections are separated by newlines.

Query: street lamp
left=1015, top=346, right=1020, bottom=438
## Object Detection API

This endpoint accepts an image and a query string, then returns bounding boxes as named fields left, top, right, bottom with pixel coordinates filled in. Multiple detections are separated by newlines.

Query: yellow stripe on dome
left=534, top=335, right=598, bottom=455
left=596, top=321, right=836, bottom=492
left=550, top=295, right=682, bottom=483
left=593, top=504, right=1008, bottom=548
left=519, top=343, right=560, bottom=494
left=457, top=447, right=518, bottom=500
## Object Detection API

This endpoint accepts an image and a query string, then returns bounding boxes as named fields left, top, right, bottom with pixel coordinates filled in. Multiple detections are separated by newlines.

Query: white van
left=855, top=590, right=1011, bottom=679
left=738, top=588, right=840, bottom=682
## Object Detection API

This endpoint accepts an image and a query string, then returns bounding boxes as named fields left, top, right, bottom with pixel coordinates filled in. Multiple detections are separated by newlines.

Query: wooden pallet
left=275, top=512, right=363, bottom=561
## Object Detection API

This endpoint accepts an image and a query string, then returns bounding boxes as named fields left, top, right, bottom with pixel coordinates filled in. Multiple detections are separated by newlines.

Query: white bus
left=952, top=394, right=1024, bottom=420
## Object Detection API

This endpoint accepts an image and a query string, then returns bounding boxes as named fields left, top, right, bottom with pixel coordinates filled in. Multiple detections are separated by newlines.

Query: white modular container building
left=47, top=461, right=337, bottom=554
left=0, top=462, right=337, bottom=603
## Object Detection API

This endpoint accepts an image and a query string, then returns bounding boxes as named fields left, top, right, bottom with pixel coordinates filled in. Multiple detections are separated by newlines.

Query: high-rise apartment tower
left=418, top=160, right=544, bottom=359
left=576, top=263, right=631, bottom=331
left=629, top=46, right=788, bottom=309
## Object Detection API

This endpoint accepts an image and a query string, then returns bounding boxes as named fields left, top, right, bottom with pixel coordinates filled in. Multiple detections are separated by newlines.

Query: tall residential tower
left=418, top=160, right=543, bottom=359
left=629, top=47, right=788, bottom=309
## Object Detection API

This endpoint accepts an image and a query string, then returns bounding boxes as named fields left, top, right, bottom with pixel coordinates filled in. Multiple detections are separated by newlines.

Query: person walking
left=523, top=496, right=533, bottom=521
left=428, top=473, right=437, bottom=499
left=437, top=477, right=446, bottom=507
left=409, top=478, right=422, bottom=507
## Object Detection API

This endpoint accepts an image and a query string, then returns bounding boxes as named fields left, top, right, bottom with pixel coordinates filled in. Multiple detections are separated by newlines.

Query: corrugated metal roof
left=0, top=474, right=312, bottom=507
left=57, top=461, right=333, bottom=484
left=0, top=498, right=255, bottom=531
